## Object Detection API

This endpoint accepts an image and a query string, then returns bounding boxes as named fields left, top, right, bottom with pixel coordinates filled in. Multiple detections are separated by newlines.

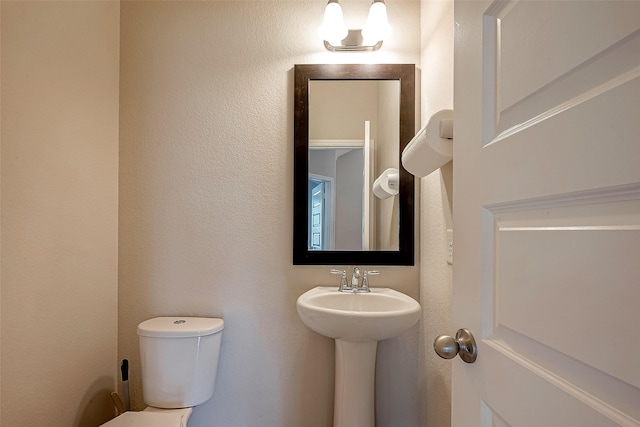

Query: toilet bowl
left=101, top=317, right=224, bottom=427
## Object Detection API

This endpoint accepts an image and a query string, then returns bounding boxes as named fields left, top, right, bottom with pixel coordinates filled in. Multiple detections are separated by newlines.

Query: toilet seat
left=100, top=407, right=192, bottom=427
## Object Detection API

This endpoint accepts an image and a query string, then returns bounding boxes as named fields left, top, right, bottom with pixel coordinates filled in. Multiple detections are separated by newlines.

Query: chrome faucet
left=351, top=267, right=361, bottom=289
left=332, top=267, right=380, bottom=292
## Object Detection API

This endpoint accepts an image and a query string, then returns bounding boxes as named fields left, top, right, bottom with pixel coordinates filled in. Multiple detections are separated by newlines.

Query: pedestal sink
left=296, top=286, right=421, bottom=427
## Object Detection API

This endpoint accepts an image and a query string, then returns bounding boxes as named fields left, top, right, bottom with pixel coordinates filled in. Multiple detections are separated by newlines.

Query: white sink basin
left=296, top=286, right=421, bottom=342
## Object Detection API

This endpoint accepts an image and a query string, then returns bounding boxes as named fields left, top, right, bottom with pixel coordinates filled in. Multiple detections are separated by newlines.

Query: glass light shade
left=361, top=0, right=391, bottom=44
left=318, top=1, right=349, bottom=45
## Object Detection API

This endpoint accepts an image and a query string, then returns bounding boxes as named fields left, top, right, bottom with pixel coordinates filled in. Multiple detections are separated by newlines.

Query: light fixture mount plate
left=324, top=29, right=383, bottom=52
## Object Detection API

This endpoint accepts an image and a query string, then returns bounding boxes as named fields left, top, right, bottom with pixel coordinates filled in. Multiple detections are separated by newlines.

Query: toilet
left=102, top=316, right=224, bottom=427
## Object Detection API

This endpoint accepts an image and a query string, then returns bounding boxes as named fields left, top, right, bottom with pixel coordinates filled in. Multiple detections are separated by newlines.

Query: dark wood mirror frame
left=293, top=64, right=415, bottom=265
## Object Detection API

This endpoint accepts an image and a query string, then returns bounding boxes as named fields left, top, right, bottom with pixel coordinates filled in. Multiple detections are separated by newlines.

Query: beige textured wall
left=418, top=1, right=454, bottom=426
left=309, top=80, right=378, bottom=140
left=0, top=1, right=3, bottom=413
left=1, top=1, right=120, bottom=426
left=119, top=1, right=420, bottom=426
left=1, top=1, right=3, bottom=413
left=0, top=1, right=456, bottom=425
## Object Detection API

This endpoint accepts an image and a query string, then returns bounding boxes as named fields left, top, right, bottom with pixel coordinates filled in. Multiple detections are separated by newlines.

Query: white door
left=452, top=1, right=640, bottom=426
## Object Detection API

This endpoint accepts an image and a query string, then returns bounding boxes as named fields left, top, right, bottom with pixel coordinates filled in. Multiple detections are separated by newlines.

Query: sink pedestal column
left=333, top=339, right=377, bottom=427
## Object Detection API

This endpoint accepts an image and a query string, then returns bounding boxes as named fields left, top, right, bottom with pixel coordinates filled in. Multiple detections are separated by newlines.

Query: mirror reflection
left=293, top=63, right=415, bottom=266
left=308, top=80, right=400, bottom=251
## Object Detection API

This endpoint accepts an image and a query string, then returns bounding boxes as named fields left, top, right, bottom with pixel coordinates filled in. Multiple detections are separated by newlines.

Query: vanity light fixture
left=320, top=0, right=391, bottom=52
left=319, top=0, right=349, bottom=46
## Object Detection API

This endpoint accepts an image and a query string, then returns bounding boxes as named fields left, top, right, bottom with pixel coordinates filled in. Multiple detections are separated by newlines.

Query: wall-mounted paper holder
left=401, top=109, right=454, bottom=177
left=373, top=167, right=399, bottom=199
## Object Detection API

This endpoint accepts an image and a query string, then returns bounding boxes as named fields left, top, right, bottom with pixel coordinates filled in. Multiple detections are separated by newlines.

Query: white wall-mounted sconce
left=320, top=0, right=391, bottom=52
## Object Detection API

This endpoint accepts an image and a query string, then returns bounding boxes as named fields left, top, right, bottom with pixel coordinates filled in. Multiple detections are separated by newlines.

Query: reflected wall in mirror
left=294, top=64, right=415, bottom=265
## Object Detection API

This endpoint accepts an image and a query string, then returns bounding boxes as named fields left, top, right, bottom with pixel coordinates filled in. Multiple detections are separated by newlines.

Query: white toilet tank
left=137, top=317, right=224, bottom=409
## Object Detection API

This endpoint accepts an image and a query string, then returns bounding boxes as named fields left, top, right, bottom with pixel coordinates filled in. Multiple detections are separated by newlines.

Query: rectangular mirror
left=294, top=64, right=415, bottom=265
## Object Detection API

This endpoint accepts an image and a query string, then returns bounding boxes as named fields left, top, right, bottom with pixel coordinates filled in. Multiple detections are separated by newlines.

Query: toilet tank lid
left=137, top=317, right=224, bottom=338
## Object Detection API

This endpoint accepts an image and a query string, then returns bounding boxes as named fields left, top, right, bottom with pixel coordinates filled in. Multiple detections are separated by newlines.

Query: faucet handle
left=330, top=269, right=350, bottom=292
left=360, top=270, right=380, bottom=292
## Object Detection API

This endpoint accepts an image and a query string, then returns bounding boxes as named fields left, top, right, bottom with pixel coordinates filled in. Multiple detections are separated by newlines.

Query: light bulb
left=318, top=1, right=348, bottom=45
left=361, top=0, right=391, bottom=44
